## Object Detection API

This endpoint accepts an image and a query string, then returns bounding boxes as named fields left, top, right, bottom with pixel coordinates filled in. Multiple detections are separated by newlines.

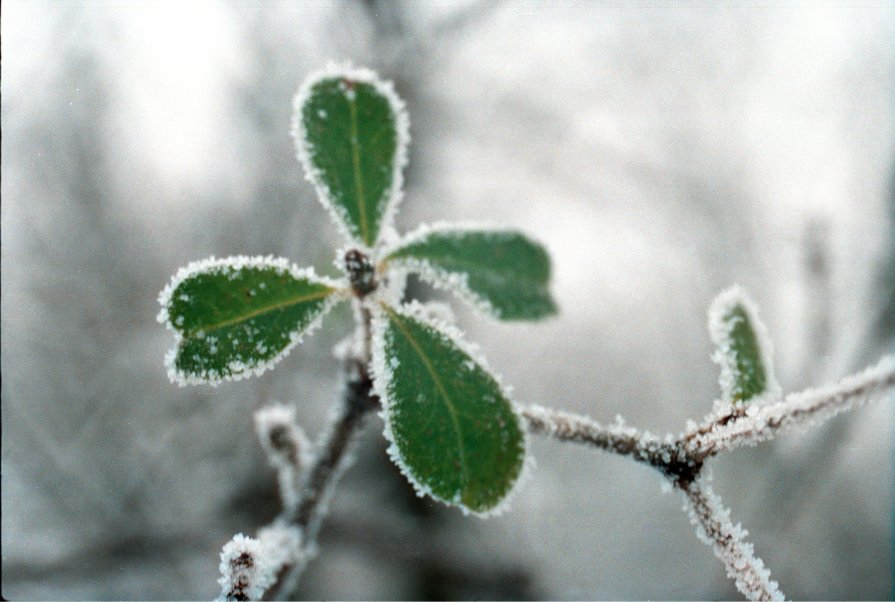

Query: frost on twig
left=254, top=404, right=311, bottom=513
left=263, top=370, right=378, bottom=601
left=229, top=382, right=373, bottom=601
left=523, top=405, right=653, bottom=458
left=521, top=405, right=700, bottom=482
left=681, top=481, right=783, bottom=601
left=686, top=355, right=895, bottom=461
left=526, top=354, right=894, bottom=600
left=216, top=526, right=303, bottom=602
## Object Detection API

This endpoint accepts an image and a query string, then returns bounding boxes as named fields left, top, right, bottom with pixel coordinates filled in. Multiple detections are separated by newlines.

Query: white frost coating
left=332, top=333, right=362, bottom=363
left=380, top=220, right=542, bottom=257
left=368, top=262, right=408, bottom=308
left=521, top=403, right=660, bottom=457
left=257, top=523, right=304, bottom=574
left=157, top=255, right=348, bottom=387
left=382, top=221, right=553, bottom=320
left=301, top=397, right=362, bottom=535
left=707, top=285, right=781, bottom=403
left=369, top=301, right=531, bottom=518
left=683, top=482, right=784, bottom=601
left=217, top=533, right=264, bottom=601
left=685, top=355, right=895, bottom=458
left=216, top=526, right=304, bottom=602
left=414, top=300, right=457, bottom=326
left=392, top=256, right=499, bottom=317
left=254, top=403, right=311, bottom=512
left=292, top=61, right=410, bottom=247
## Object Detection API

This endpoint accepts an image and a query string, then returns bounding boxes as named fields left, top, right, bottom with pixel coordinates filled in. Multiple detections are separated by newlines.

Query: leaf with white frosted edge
left=384, top=223, right=557, bottom=320
left=708, top=285, right=780, bottom=403
left=371, top=301, right=528, bottom=516
left=292, top=63, right=410, bottom=247
left=158, top=256, right=344, bottom=386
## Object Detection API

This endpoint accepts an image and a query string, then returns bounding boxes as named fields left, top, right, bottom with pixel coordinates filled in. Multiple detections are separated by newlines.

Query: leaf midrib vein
left=187, top=288, right=333, bottom=335
left=386, top=307, right=471, bottom=492
left=348, top=94, right=370, bottom=244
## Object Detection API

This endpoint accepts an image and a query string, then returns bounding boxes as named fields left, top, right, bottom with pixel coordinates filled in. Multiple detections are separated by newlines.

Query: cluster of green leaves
left=158, top=65, right=556, bottom=515
left=708, top=285, right=780, bottom=404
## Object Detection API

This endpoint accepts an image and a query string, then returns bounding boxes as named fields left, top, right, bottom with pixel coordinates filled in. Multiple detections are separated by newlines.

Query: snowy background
left=2, top=1, right=894, bottom=599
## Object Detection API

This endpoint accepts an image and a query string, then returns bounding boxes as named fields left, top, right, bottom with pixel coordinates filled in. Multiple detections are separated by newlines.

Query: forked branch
left=521, top=405, right=700, bottom=483
left=684, top=356, right=895, bottom=461
left=178, top=64, right=892, bottom=602
left=261, top=363, right=377, bottom=601
left=523, top=354, right=894, bottom=600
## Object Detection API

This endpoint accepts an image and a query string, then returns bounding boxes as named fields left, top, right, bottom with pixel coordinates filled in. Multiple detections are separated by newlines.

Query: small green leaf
left=385, top=224, right=557, bottom=320
left=158, top=256, right=343, bottom=386
left=372, top=302, right=527, bottom=515
left=708, top=286, right=779, bottom=403
left=294, top=66, right=408, bottom=247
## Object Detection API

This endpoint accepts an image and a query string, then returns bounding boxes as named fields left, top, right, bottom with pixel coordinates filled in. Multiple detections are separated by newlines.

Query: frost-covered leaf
left=708, top=286, right=779, bottom=403
left=293, top=64, right=409, bottom=247
left=372, top=302, right=527, bottom=515
left=158, top=256, right=343, bottom=386
left=385, top=224, right=557, bottom=320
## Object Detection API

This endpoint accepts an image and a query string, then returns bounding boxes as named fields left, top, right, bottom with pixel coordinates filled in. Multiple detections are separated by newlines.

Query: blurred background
left=2, top=1, right=894, bottom=599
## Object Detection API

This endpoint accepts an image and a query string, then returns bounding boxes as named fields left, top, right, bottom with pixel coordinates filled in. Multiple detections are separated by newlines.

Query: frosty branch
left=263, top=358, right=377, bottom=601
left=156, top=64, right=894, bottom=601
left=684, top=357, right=895, bottom=462
left=523, top=355, right=895, bottom=482
left=522, top=357, right=894, bottom=602
left=681, top=481, right=782, bottom=601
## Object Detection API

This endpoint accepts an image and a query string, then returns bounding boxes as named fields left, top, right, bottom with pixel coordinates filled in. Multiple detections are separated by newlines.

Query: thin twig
left=680, top=480, right=783, bottom=601
left=287, top=372, right=376, bottom=530
left=261, top=304, right=379, bottom=601
left=525, top=355, right=894, bottom=600
left=521, top=405, right=701, bottom=483
left=684, top=355, right=895, bottom=462
left=262, top=364, right=378, bottom=601
left=233, top=338, right=891, bottom=602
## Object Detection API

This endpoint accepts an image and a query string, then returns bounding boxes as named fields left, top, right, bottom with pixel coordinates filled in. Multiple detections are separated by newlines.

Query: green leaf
left=294, top=66, right=408, bottom=247
left=158, top=256, right=343, bottom=386
left=385, top=224, right=557, bottom=321
left=372, top=303, right=527, bottom=515
left=708, top=286, right=779, bottom=403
